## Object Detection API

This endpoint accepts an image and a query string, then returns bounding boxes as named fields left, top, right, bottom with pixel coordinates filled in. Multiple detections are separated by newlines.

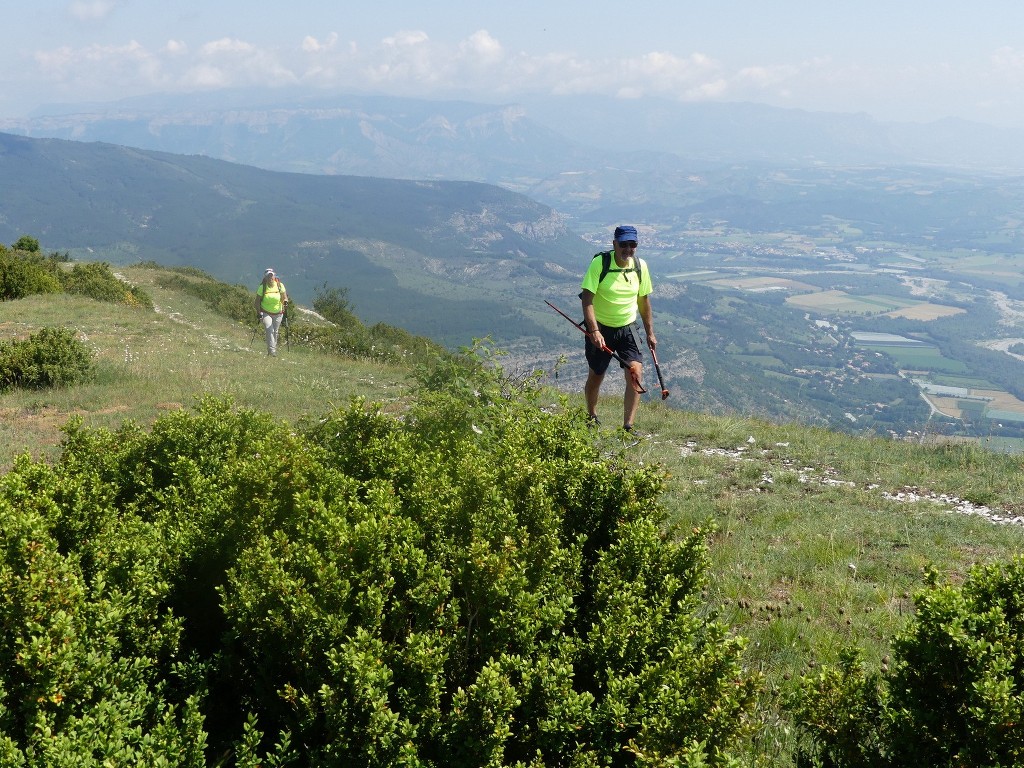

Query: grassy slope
left=0, top=264, right=411, bottom=466
left=3, top=263, right=1024, bottom=763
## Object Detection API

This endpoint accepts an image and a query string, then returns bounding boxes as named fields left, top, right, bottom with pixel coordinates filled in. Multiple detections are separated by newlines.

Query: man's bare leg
left=623, top=363, right=643, bottom=428
left=585, top=369, right=604, bottom=420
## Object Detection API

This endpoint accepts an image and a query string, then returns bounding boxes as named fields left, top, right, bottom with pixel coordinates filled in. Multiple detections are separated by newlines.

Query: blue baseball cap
left=613, top=225, right=638, bottom=243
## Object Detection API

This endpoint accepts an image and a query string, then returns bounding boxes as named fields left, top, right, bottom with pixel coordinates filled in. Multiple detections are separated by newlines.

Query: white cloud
left=34, top=40, right=151, bottom=74
left=302, top=33, right=338, bottom=54
left=30, top=39, right=168, bottom=102
left=200, top=38, right=256, bottom=56
left=182, top=64, right=229, bottom=89
left=68, top=0, right=122, bottom=22
left=20, top=28, right=913, bottom=116
left=459, top=30, right=503, bottom=65
left=991, top=46, right=1024, bottom=77
left=382, top=30, right=430, bottom=48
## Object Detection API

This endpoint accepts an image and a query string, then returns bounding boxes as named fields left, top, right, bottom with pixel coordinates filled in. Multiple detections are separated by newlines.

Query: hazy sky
left=6, top=0, right=1024, bottom=126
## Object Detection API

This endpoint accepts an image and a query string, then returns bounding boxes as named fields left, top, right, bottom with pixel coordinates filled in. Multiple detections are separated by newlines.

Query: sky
left=6, top=1, right=1024, bottom=127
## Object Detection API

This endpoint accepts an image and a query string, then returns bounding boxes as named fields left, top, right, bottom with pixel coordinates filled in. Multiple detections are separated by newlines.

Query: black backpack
left=579, top=251, right=643, bottom=298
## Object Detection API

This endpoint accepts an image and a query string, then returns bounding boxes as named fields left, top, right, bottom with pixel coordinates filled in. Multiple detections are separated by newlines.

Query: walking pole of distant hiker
left=254, top=268, right=288, bottom=356
left=578, top=225, right=657, bottom=434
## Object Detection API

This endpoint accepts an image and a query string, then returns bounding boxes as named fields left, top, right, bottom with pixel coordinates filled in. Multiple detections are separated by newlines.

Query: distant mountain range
left=0, top=131, right=587, bottom=346
left=4, top=91, right=1024, bottom=219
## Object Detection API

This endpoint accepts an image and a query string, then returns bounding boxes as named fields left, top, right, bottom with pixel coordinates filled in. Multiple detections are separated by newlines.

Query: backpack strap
left=580, top=252, right=644, bottom=301
left=596, top=251, right=642, bottom=286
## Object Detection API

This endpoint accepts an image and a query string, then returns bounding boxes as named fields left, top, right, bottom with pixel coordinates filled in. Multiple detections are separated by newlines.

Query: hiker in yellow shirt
left=580, top=225, right=656, bottom=433
left=254, top=268, right=288, bottom=356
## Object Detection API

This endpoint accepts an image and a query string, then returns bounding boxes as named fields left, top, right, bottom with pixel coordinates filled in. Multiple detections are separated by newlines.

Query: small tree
left=13, top=235, right=40, bottom=253
left=312, top=282, right=357, bottom=326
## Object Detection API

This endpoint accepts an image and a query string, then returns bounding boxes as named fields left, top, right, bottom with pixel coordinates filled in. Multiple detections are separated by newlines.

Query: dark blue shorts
left=585, top=322, right=642, bottom=376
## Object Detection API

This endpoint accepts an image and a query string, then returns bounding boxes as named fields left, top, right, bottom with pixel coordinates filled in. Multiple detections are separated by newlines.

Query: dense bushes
left=0, top=327, right=92, bottom=390
left=788, top=559, right=1024, bottom=767
left=0, top=245, right=151, bottom=307
left=0, top=248, right=62, bottom=300
left=61, top=261, right=151, bottom=308
left=0, top=352, right=758, bottom=766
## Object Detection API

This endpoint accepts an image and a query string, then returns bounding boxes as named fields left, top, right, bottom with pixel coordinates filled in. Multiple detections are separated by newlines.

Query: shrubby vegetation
left=0, top=246, right=62, bottom=300
left=0, top=240, right=151, bottom=307
left=0, top=327, right=92, bottom=391
left=143, top=266, right=450, bottom=368
left=5, top=254, right=1024, bottom=765
left=788, top=558, right=1024, bottom=767
left=0, top=348, right=758, bottom=766
left=61, top=261, right=151, bottom=307
left=146, top=263, right=255, bottom=324
left=293, top=283, right=451, bottom=368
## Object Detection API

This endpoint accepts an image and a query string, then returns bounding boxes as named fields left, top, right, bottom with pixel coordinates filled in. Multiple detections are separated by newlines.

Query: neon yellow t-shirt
left=258, top=281, right=287, bottom=314
left=580, top=254, right=652, bottom=328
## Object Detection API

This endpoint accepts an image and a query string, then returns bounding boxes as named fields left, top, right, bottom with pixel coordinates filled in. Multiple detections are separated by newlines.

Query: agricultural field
left=787, top=289, right=910, bottom=315
left=707, top=276, right=818, bottom=293
left=883, top=302, right=965, bottom=320
left=926, top=388, right=1024, bottom=422
left=858, top=343, right=970, bottom=374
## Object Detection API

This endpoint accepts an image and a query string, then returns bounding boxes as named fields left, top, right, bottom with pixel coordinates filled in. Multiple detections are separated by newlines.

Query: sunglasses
left=617, top=241, right=637, bottom=249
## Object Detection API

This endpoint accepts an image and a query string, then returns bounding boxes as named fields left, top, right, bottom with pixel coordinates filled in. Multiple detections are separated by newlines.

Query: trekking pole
left=650, top=346, right=670, bottom=400
left=283, top=307, right=291, bottom=351
left=545, top=300, right=646, bottom=394
left=249, top=316, right=261, bottom=349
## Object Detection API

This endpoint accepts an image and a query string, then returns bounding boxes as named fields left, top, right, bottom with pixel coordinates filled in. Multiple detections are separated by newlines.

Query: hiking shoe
left=622, top=424, right=648, bottom=440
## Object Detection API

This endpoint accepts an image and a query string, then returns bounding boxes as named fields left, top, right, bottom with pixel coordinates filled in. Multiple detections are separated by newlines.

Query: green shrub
left=0, top=460, right=207, bottom=767
left=230, top=348, right=760, bottom=766
left=788, top=558, right=1024, bottom=767
left=0, top=250, right=62, bottom=300
left=13, top=235, right=40, bottom=253
left=60, top=261, right=152, bottom=308
left=0, top=251, right=149, bottom=306
left=151, top=270, right=252, bottom=323
left=0, top=349, right=760, bottom=765
left=288, top=319, right=448, bottom=368
left=312, top=283, right=358, bottom=326
left=0, top=327, right=92, bottom=390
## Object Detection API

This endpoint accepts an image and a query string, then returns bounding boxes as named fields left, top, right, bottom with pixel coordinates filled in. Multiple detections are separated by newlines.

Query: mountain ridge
left=0, top=130, right=587, bottom=346
left=7, top=91, right=1024, bottom=187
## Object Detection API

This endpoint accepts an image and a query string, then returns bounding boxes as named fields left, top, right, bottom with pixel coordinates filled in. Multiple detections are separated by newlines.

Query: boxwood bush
left=0, top=248, right=151, bottom=307
left=788, top=559, right=1024, bottom=767
left=0, top=350, right=758, bottom=766
left=0, top=327, right=92, bottom=390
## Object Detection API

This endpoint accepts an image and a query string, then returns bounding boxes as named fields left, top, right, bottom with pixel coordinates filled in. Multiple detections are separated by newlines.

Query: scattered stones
left=679, top=439, right=1024, bottom=528
left=882, top=486, right=1024, bottom=527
